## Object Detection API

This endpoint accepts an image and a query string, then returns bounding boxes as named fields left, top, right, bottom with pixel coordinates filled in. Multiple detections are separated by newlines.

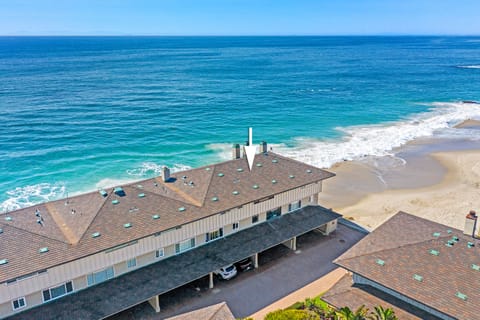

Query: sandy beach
left=319, top=120, right=480, bottom=231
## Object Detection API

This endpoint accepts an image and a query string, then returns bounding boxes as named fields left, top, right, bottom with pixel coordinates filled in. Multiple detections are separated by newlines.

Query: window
left=252, top=215, right=259, bottom=224
left=206, top=228, right=223, bottom=242
left=232, top=222, right=239, bottom=230
left=12, top=297, right=26, bottom=310
left=266, top=207, right=281, bottom=220
left=42, top=281, right=73, bottom=302
left=155, top=248, right=164, bottom=258
left=288, top=200, right=301, bottom=212
left=175, top=238, right=195, bottom=254
left=87, top=267, right=114, bottom=286
left=127, top=258, right=137, bottom=269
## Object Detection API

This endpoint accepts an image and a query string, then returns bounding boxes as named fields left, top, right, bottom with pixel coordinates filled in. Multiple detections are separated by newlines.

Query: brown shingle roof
left=334, top=212, right=480, bottom=320
left=0, top=152, right=334, bottom=283
left=164, top=302, right=235, bottom=320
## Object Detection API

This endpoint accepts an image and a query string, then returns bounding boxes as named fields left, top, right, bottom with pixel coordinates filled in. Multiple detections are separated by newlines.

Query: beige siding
left=195, top=234, right=206, bottom=247
left=0, top=300, right=13, bottom=318
left=137, top=252, right=153, bottom=268
left=1, top=182, right=322, bottom=305
left=25, top=291, right=42, bottom=309
left=72, top=275, right=87, bottom=291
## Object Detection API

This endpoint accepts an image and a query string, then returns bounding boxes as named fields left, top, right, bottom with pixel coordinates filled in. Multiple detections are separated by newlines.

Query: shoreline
left=319, top=120, right=480, bottom=230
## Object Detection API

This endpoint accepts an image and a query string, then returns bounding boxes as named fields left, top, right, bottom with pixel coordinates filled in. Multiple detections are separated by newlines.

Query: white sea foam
left=456, top=65, right=480, bottom=69
left=0, top=182, right=66, bottom=213
left=276, top=102, right=480, bottom=168
left=126, top=162, right=191, bottom=176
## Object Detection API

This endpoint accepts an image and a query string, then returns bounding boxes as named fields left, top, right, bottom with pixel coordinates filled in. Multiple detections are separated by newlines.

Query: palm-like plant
left=368, top=306, right=397, bottom=320
left=335, top=305, right=368, bottom=320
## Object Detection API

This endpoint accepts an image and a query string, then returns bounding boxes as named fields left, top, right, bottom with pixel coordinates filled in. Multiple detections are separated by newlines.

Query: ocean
left=1, top=36, right=480, bottom=211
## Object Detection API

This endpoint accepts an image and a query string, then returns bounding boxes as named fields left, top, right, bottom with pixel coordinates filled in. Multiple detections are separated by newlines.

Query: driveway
left=109, top=223, right=366, bottom=319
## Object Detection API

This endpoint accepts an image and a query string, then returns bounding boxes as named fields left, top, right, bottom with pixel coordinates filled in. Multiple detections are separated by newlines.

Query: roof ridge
left=335, top=235, right=456, bottom=265
left=0, top=223, right=71, bottom=246
left=76, top=192, right=110, bottom=243
left=208, top=302, right=228, bottom=320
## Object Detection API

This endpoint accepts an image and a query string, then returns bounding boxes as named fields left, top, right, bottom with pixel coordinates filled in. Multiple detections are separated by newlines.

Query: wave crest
left=0, top=182, right=66, bottom=213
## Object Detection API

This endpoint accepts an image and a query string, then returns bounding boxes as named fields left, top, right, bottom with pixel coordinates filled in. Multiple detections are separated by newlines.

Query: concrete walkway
left=247, top=268, right=347, bottom=320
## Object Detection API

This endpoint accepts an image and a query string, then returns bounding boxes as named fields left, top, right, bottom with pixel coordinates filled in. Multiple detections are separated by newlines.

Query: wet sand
left=319, top=120, right=480, bottom=230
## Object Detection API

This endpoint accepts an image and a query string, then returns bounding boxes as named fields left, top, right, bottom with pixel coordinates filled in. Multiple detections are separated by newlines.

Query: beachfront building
left=0, top=143, right=340, bottom=319
left=323, top=211, right=480, bottom=320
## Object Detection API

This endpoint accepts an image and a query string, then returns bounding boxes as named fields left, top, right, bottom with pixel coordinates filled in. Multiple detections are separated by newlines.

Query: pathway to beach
left=247, top=268, right=347, bottom=320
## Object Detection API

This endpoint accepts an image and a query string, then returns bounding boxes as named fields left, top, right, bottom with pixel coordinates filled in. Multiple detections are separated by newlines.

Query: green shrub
left=265, top=309, right=320, bottom=320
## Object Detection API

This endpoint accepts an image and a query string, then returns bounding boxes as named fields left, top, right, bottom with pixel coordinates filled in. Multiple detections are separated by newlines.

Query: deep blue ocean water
left=1, top=36, right=480, bottom=210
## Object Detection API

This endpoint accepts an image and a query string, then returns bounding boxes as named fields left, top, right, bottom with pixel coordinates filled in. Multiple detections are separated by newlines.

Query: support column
left=209, top=272, right=214, bottom=289
left=252, top=252, right=259, bottom=269
left=282, top=237, right=297, bottom=250
left=148, top=295, right=160, bottom=313
left=291, top=236, right=297, bottom=251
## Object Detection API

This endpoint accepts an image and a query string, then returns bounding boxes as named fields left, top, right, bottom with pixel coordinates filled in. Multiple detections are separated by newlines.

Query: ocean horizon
left=1, top=36, right=480, bottom=211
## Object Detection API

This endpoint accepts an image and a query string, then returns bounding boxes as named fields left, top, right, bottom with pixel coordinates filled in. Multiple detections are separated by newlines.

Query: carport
left=8, top=205, right=341, bottom=320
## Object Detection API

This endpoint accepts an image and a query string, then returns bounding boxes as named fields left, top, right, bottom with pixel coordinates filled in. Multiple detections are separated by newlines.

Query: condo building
left=0, top=143, right=340, bottom=319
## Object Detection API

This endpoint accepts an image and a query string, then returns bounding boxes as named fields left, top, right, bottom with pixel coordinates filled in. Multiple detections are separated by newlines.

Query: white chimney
left=162, top=166, right=171, bottom=182
left=464, top=210, right=478, bottom=237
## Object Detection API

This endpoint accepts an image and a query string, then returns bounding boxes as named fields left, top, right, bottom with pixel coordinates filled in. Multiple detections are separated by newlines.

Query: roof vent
left=152, top=214, right=160, bottom=220
left=92, top=232, right=101, bottom=238
left=138, top=193, right=145, bottom=198
left=289, top=175, right=295, bottom=179
left=472, top=264, right=480, bottom=271
left=237, top=168, right=244, bottom=172
left=413, top=274, right=423, bottom=282
left=114, top=187, right=125, bottom=196
left=205, top=167, right=211, bottom=171
left=429, top=249, right=440, bottom=256
left=99, top=189, right=108, bottom=197
left=456, top=292, right=467, bottom=301
left=272, top=159, right=278, bottom=163
left=112, top=199, right=119, bottom=205
left=447, top=229, right=452, bottom=234
left=0, top=228, right=3, bottom=234
left=39, top=247, right=49, bottom=253
left=467, top=242, right=475, bottom=248
left=433, top=232, right=441, bottom=237
left=178, top=207, right=186, bottom=212
left=0, top=259, right=7, bottom=265
left=218, top=173, right=224, bottom=177
left=272, top=179, right=277, bottom=184
left=256, top=163, right=262, bottom=167
left=306, top=169, right=312, bottom=173
left=211, top=196, right=219, bottom=202
left=446, top=241, right=454, bottom=247
left=5, top=216, right=12, bottom=221
left=375, top=259, right=385, bottom=266
left=123, top=223, right=132, bottom=228
left=232, top=190, right=239, bottom=195
left=252, top=184, right=259, bottom=189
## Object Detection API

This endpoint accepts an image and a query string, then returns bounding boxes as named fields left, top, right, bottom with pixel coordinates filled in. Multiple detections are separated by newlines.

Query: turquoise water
left=1, top=36, right=480, bottom=210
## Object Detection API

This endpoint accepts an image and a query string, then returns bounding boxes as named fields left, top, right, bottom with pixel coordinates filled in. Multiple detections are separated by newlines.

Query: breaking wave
left=276, top=102, right=480, bottom=168
left=0, top=182, right=66, bottom=213
left=456, top=65, right=480, bottom=69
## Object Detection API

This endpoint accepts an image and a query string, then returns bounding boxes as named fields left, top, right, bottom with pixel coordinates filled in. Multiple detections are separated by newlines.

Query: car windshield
left=225, top=265, right=235, bottom=272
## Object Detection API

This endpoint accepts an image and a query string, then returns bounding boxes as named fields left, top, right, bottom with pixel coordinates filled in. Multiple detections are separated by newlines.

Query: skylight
left=272, top=179, right=277, bottom=184
left=429, top=249, right=440, bottom=256
left=237, top=168, right=244, bottom=172
left=5, top=216, right=12, bottom=221
left=472, top=264, right=480, bottom=271
left=178, top=207, right=186, bottom=212
left=91, top=232, right=101, bottom=238
left=217, top=173, right=224, bottom=177
left=0, top=259, right=7, bottom=265
left=456, top=292, right=467, bottom=301
left=123, top=223, right=132, bottom=228
left=375, top=259, right=385, bottom=266
left=232, top=190, right=239, bottom=195
left=272, top=159, right=278, bottom=163
left=112, top=200, right=119, bottom=205
left=0, top=228, right=3, bottom=234
left=211, top=196, right=219, bottom=202
left=152, top=214, right=160, bottom=220
left=306, top=169, right=312, bottom=173
left=39, top=247, right=49, bottom=254
left=256, top=163, right=262, bottom=167
left=99, top=189, right=108, bottom=197
left=432, top=232, right=441, bottom=237
left=413, top=274, right=423, bottom=282
left=252, top=184, right=259, bottom=189
left=289, top=175, right=295, bottom=179
left=138, top=193, right=145, bottom=198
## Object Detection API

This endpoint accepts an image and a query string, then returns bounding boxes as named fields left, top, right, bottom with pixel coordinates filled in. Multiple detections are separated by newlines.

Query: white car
left=214, top=264, right=237, bottom=280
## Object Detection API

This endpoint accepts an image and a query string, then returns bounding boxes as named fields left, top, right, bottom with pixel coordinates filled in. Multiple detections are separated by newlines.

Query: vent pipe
left=261, top=141, right=268, bottom=154
left=162, top=166, right=171, bottom=182
left=464, top=210, right=478, bottom=238
left=232, top=144, right=241, bottom=159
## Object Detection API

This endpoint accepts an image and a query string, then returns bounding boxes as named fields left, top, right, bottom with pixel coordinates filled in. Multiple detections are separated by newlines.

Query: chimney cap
left=466, top=210, right=477, bottom=219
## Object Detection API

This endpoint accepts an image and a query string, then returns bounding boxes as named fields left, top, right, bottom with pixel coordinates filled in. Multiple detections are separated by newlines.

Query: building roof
left=322, top=273, right=441, bottom=320
left=0, top=151, right=334, bottom=283
left=8, top=205, right=341, bottom=320
left=334, top=211, right=480, bottom=320
left=164, top=302, right=235, bottom=320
